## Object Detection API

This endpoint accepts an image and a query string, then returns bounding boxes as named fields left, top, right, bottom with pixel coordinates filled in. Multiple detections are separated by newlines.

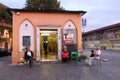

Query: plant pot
left=80, top=59, right=86, bottom=62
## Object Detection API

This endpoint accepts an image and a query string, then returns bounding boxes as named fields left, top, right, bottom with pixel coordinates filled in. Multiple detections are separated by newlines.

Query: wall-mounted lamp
left=16, top=12, right=20, bottom=16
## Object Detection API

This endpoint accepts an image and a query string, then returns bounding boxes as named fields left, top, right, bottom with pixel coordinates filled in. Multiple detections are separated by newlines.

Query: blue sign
left=82, top=18, right=87, bottom=26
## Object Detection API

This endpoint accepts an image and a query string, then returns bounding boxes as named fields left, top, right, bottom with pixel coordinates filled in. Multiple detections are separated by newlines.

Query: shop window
left=64, top=29, right=76, bottom=44
left=115, top=34, right=120, bottom=39
left=63, top=21, right=77, bottom=44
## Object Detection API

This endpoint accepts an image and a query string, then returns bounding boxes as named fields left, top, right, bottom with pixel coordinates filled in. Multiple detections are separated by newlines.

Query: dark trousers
left=62, top=58, right=69, bottom=63
left=25, top=55, right=32, bottom=62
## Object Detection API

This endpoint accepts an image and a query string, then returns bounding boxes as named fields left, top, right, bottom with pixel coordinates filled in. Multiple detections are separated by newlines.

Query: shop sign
left=64, top=33, right=75, bottom=44
left=64, top=39, right=74, bottom=44
left=63, top=21, right=77, bottom=44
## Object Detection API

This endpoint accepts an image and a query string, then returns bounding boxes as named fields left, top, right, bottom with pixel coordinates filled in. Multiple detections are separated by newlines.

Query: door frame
left=36, top=25, right=62, bottom=61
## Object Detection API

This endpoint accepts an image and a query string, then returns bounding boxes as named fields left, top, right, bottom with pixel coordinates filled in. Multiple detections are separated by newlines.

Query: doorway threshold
left=40, top=60, right=60, bottom=64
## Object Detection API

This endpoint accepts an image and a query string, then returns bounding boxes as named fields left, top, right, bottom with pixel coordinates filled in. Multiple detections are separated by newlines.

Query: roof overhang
left=83, top=23, right=120, bottom=35
left=9, top=8, right=86, bottom=16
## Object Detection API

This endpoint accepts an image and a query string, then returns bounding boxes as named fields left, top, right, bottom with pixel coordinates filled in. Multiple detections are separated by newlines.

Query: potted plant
left=79, top=54, right=88, bottom=62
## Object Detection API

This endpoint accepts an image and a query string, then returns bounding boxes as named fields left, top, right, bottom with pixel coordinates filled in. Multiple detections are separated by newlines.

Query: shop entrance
left=40, top=30, right=58, bottom=61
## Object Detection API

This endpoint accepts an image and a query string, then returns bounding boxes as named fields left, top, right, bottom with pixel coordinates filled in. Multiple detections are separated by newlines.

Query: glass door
left=40, top=30, right=58, bottom=61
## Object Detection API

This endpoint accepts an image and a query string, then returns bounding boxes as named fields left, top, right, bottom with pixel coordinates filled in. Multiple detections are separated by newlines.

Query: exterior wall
left=83, top=25, right=120, bottom=50
left=12, top=12, right=83, bottom=64
left=0, top=26, right=12, bottom=55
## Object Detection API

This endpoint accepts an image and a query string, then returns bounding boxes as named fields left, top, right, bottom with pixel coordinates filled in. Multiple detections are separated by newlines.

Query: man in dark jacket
left=24, top=47, right=34, bottom=62
left=43, top=41, right=48, bottom=57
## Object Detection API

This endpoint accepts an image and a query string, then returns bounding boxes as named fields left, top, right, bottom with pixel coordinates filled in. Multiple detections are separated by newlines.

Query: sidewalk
left=0, top=49, right=120, bottom=80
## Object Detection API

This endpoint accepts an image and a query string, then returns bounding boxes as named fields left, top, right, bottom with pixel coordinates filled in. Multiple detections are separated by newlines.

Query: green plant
left=79, top=54, right=88, bottom=60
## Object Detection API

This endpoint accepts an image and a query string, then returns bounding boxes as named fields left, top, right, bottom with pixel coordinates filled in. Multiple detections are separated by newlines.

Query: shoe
left=88, top=64, right=92, bottom=67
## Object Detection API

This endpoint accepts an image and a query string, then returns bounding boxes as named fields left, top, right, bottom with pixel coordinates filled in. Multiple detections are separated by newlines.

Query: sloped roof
left=83, top=23, right=120, bottom=35
left=9, top=8, right=86, bottom=16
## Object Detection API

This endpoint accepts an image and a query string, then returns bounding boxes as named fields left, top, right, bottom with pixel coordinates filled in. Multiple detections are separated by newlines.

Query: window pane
left=23, top=36, right=30, bottom=47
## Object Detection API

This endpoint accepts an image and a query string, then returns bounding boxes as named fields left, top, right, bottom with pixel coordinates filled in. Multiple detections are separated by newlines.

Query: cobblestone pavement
left=0, top=49, right=120, bottom=80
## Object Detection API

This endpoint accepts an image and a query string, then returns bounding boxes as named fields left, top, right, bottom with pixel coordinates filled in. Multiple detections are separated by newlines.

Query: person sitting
left=88, top=50, right=95, bottom=66
left=62, top=45, right=69, bottom=63
left=95, top=47, right=101, bottom=59
left=24, top=47, right=34, bottom=63
left=94, top=47, right=102, bottom=66
left=62, top=51, right=69, bottom=63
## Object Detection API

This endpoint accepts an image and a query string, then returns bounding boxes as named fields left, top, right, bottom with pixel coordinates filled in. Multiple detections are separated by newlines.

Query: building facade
left=11, top=9, right=86, bottom=64
left=83, top=23, right=120, bottom=50
left=0, top=24, right=12, bottom=51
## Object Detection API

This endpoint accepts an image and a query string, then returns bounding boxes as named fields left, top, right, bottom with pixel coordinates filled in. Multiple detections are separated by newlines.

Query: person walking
left=43, top=41, right=48, bottom=58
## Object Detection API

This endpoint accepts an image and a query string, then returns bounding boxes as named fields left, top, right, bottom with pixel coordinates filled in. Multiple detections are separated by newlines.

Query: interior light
left=41, top=33, right=50, bottom=36
left=16, top=12, right=20, bottom=16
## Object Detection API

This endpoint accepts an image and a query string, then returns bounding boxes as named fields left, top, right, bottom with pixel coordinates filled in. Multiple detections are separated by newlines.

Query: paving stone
left=0, top=49, right=120, bottom=80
